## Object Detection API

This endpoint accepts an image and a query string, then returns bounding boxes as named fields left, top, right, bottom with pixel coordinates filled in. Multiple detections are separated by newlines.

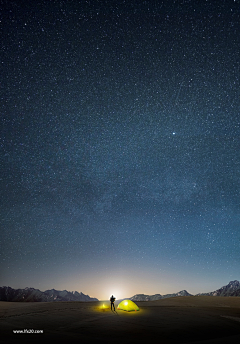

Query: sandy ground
left=1, top=296, right=240, bottom=344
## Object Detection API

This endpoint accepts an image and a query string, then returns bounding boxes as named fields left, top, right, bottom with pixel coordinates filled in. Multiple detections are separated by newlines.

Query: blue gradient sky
left=1, top=0, right=240, bottom=300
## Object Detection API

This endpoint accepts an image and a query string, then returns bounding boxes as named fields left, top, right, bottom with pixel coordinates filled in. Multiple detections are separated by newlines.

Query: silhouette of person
left=110, top=295, right=116, bottom=311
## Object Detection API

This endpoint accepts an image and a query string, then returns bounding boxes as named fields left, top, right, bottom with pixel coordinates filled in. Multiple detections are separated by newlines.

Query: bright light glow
left=100, top=303, right=108, bottom=311
left=125, top=301, right=128, bottom=305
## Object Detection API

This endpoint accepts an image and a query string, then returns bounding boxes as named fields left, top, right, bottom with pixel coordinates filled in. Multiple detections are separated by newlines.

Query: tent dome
left=117, top=299, right=139, bottom=312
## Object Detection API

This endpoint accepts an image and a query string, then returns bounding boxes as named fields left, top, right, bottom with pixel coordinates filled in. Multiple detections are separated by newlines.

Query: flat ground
left=1, top=296, right=240, bottom=344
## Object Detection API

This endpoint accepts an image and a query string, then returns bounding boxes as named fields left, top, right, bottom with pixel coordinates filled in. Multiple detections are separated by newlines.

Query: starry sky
left=1, top=0, right=240, bottom=300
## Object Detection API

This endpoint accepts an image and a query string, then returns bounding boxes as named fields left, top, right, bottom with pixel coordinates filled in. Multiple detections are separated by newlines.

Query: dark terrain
left=1, top=296, right=240, bottom=344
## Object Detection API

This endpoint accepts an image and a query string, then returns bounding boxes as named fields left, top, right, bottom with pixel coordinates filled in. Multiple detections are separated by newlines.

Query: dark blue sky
left=1, top=0, right=240, bottom=300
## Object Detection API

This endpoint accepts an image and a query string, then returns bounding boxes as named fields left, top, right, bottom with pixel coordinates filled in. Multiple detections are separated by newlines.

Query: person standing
left=110, top=295, right=116, bottom=311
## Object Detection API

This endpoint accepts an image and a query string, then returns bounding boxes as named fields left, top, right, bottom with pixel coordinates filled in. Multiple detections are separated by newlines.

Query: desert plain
left=1, top=296, right=240, bottom=344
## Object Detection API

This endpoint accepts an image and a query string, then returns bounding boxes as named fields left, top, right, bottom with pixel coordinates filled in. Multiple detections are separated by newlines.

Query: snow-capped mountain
left=196, top=280, right=240, bottom=297
left=130, top=281, right=240, bottom=301
left=130, top=290, right=192, bottom=301
left=0, top=286, right=98, bottom=302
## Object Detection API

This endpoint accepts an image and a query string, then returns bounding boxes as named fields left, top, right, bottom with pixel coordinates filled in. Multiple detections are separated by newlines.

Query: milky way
left=1, top=0, right=240, bottom=299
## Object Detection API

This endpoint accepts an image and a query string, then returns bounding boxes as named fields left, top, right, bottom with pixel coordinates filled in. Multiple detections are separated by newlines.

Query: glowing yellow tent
left=117, top=300, right=139, bottom=312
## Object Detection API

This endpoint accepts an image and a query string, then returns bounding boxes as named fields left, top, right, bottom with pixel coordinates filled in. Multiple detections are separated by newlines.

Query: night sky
left=1, top=0, right=240, bottom=300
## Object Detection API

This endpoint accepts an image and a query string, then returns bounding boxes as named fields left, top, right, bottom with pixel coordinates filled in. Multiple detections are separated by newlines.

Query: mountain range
left=130, top=290, right=191, bottom=301
left=1, top=280, right=240, bottom=302
left=196, top=280, right=240, bottom=297
left=129, top=280, right=240, bottom=301
left=0, top=286, right=98, bottom=302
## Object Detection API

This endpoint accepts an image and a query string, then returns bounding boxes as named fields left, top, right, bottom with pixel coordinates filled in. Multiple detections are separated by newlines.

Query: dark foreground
left=1, top=296, right=240, bottom=344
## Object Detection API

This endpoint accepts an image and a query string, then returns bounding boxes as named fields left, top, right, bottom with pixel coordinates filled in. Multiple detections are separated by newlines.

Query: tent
left=117, top=299, right=139, bottom=312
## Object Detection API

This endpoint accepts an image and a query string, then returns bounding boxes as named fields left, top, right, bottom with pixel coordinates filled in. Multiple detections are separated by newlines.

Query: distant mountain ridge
left=130, top=281, right=240, bottom=301
left=1, top=280, right=240, bottom=302
left=0, top=286, right=98, bottom=302
left=196, top=280, right=240, bottom=297
left=130, top=290, right=191, bottom=301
